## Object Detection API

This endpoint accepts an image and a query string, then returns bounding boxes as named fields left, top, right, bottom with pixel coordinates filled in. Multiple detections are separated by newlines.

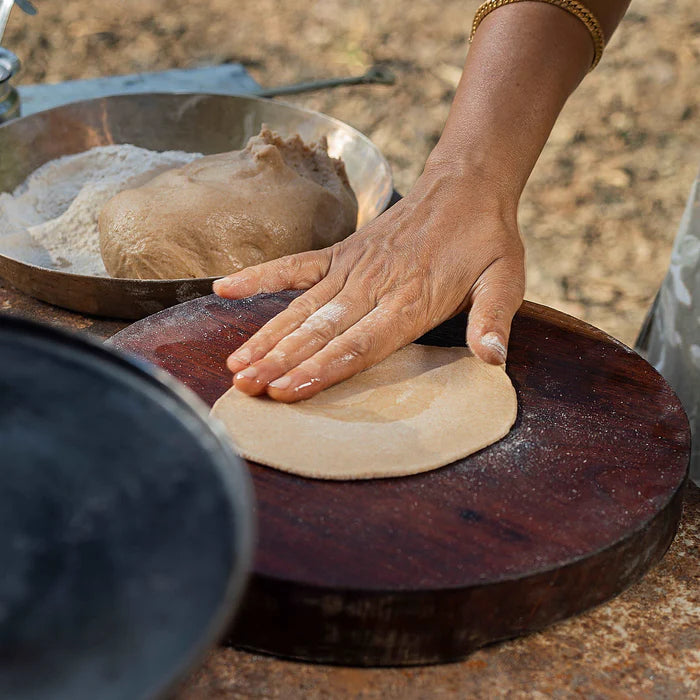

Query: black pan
left=0, top=314, right=254, bottom=699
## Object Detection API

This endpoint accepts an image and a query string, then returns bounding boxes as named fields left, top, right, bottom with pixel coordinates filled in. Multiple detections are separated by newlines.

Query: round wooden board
left=108, top=292, right=689, bottom=666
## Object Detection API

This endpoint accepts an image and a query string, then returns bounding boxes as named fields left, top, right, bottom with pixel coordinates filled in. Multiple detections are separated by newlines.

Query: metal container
left=0, top=93, right=393, bottom=318
left=0, top=313, right=254, bottom=699
left=0, top=47, right=19, bottom=123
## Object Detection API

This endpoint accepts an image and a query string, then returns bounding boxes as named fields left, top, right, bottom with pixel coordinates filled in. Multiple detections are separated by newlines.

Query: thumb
left=213, top=249, right=332, bottom=299
left=466, top=257, right=525, bottom=365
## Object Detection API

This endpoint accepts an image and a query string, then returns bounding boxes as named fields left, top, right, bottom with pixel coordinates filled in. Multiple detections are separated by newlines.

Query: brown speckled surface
left=2, top=279, right=698, bottom=698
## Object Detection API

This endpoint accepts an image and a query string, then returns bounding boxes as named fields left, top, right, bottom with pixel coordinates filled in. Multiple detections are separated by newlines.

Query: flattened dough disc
left=210, top=344, right=517, bottom=479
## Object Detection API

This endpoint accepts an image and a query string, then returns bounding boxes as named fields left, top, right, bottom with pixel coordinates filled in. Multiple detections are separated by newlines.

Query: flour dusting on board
left=0, top=145, right=202, bottom=276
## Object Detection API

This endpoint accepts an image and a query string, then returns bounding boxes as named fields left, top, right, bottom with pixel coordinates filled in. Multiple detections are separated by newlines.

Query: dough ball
left=98, top=127, right=358, bottom=279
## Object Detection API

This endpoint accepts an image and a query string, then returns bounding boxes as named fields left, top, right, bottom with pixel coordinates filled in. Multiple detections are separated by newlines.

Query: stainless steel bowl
left=0, top=93, right=393, bottom=318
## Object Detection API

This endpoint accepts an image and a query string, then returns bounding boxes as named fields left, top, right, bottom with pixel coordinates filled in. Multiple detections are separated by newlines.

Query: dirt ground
left=4, top=0, right=699, bottom=344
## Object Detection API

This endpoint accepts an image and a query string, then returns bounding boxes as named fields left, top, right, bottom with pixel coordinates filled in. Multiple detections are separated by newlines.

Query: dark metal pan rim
left=0, top=313, right=256, bottom=699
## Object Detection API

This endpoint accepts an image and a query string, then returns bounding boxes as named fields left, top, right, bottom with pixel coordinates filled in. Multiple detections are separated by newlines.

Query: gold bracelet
left=470, top=0, right=605, bottom=71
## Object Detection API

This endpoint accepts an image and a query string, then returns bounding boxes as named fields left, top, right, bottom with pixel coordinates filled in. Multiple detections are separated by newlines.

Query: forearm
left=215, top=1, right=635, bottom=398
left=427, top=0, right=631, bottom=206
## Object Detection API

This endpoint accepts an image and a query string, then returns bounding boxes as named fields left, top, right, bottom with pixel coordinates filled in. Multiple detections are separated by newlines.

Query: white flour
left=0, top=144, right=201, bottom=276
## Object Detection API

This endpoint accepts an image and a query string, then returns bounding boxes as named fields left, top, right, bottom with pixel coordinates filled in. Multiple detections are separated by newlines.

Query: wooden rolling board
left=108, top=292, right=689, bottom=666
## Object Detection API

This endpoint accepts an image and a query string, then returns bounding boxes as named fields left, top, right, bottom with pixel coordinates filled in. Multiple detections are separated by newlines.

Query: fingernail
left=268, top=376, right=292, bottom=390
left=231, top=347, right=251, bottom=364
left=235, top=366, right=258, bottom=380
left=480, top=332, right=507, bottom=362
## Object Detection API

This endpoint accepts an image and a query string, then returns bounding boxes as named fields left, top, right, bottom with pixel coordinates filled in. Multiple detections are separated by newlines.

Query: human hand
left=213, top=165, right=525, bottom=402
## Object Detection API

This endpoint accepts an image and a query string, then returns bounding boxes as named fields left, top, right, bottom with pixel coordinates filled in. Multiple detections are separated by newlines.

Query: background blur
left=4, top=0, right=699, bottom=344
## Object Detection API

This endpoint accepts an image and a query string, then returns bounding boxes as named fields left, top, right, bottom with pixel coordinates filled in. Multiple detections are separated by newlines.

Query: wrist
left=421, top=147, right=520, bottom=218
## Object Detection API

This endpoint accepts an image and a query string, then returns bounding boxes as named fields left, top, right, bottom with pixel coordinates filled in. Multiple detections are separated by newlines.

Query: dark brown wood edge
left=225, top=478, right=686, bottom=666
left=519, top=299, right=637, bottom=349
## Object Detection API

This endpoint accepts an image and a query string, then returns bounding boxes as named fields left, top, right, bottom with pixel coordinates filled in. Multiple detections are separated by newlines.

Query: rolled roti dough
left=210, top=344, right=517, bottom=480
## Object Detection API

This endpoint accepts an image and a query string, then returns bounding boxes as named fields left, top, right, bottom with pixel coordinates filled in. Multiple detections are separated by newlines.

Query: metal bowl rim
left=0, top=91, right=393, bottom=283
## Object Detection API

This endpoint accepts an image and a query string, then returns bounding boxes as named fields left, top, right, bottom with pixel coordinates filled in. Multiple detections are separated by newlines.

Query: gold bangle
left=470, top=0, right=605, bottom=71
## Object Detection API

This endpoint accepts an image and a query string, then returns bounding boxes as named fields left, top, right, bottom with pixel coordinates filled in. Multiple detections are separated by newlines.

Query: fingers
left=225, top=275, right=345, bottom=373
left=213, top=249, right=332, bottom=299
left=466, top=256, right=525, bottom=365
left=265, top=307, right=403, bottom=403
left=230, top=292, right=370, bottom=395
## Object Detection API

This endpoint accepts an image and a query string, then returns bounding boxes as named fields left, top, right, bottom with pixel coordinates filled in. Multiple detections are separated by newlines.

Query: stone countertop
left=1, top=280, right=698, bottom=698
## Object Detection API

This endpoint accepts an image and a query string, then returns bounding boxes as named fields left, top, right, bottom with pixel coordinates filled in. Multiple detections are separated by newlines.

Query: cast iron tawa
left=0, top=315, right=254, bottom=699
left=109, top=292, right=689, bottom=666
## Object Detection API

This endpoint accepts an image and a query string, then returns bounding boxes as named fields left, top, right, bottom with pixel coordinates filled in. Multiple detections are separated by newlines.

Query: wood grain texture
left=109, top=292, right=689, bottom=665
